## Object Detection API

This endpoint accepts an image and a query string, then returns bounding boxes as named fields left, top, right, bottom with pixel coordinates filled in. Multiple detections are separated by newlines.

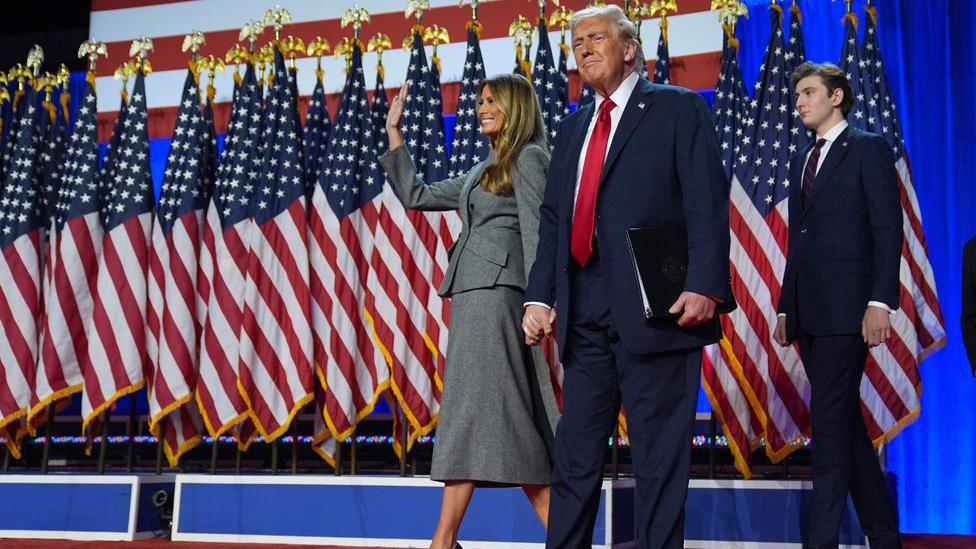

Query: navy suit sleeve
left=674, top=92, right=731, bottom=301
left=524, top=126, right=563, bottom=307
left=861, top=136, right=903, bottom=309
left=961, top=238, right=976, bottom=375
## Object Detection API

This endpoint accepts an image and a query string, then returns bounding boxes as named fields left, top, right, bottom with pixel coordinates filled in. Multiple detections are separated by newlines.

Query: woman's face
left=477, top=85, right=506, bottom=137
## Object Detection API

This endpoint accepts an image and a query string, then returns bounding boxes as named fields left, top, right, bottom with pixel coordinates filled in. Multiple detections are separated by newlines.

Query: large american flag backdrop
left=0, top=0, right=944, bottom=473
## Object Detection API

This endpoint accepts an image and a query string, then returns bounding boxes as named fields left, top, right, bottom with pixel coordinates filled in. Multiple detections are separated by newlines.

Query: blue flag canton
left=861, top=14, right=905, bottom=158
left=401, top=31, right=448, bottom=181
left=199, top=96, right=218, bottom=205
left=712, top=38, right=752, bottom=180
left=53, top=83, right=101, bottom=231
left=321, top=45, right=384, bottom=220
left=304, top=78, right=332, bottom=193
left=102, top=71, right=154, bottom=231
left=211, top=64, right=262, bottom=230
left=533, top=19, right=568, bottom=141
left=735, top=9, right=808, bottom=216
left=157, top=70, right=207, bottom=234
left=652, top=32, right=671, bottom=84
left=449, top=27, right=488, bottom=178
left=370, top=71, right=390, bottom=153
left=36, top=95, right=68, bottom=227
left=0, top=88, right=42, bottom=247
left=839, top=19, right=882, bottom=139
left=556, top=39, right=571, bottom=117
left=100, top=94, right=129, bottom=224
left=253, top=47, right=305, bottom=225
left=785, top=6, right=806, bottom=74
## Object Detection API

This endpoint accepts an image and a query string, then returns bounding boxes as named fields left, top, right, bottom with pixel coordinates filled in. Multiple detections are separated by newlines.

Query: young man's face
left=794, top=75, right=843, bottom=132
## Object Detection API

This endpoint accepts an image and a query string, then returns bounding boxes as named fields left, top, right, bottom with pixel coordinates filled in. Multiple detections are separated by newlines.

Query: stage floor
left=1, top=535, right=974, bottom=548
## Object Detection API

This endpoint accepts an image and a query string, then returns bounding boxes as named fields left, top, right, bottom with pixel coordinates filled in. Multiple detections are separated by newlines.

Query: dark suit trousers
left=796, top=330, right=901, bottom=549
left=546, top=256, right=701, bottom=549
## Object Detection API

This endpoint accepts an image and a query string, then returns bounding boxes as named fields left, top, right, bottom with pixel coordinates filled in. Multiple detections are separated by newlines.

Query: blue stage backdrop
left=62, top=0, right=974, bottom=535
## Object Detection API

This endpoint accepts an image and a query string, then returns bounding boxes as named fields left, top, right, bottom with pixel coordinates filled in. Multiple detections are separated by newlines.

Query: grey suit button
left=469, top=203, right=475, bottom=210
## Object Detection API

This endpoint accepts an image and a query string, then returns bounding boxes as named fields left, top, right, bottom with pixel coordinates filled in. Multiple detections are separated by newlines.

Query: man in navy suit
left=774, top=62, right=903, bottom=549
left=521, top=5, right=729, bottom=548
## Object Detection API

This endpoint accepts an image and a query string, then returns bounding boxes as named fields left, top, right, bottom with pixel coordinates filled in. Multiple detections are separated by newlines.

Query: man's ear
left=623, top=40, right=637, bottom=64
left=830, top=87, right=845, bottom=108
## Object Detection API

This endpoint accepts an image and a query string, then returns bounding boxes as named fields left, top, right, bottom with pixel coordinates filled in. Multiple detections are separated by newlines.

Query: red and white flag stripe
left=81, top=213, right=152, bottom=435
left=146, top=208, right=205, bottom=465
left=238, top=199, right=315, bottom=441
left=30, top=214, right=102, bottom=432
left=0, top=231, right=42, bottom=458
left=196, top=207, right=253, bottom=439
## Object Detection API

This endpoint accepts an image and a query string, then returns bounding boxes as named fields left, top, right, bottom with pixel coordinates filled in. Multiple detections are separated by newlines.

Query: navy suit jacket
left=525, top=77, right=730, bottom=357
left=777, top=125, right=903, bottom=338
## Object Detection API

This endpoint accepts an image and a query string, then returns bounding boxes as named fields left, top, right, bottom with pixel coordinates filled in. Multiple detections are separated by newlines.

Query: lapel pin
left=638, top=102, right=645, bottom=110
left=842, top=141, right=848, bottom=147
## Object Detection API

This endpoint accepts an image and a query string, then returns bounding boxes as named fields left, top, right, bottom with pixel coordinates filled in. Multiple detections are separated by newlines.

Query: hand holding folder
left=625, top=226, right=737, bottom=321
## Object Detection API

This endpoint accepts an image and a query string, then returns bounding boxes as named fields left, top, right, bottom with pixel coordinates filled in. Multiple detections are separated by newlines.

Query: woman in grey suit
left=381, top=73, right=558, bottom=549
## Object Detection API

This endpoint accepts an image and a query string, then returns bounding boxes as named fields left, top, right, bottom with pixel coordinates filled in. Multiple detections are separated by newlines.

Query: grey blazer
left=378, top=141, right=550, bottom=298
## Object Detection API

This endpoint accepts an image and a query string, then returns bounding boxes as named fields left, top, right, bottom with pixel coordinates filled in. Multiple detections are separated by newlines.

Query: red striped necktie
left=801, top=138, right=827, bottom=207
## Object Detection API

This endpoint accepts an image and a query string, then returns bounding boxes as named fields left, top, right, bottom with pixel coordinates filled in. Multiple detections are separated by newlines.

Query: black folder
left=625, top=226, right=737, bottom=320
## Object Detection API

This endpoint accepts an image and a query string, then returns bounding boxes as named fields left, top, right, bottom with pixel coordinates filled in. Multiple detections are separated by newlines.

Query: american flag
left=370, top=64, right=390, bottom=153
left=704, top=25, right=762, bottom=478
left=721, top=3, right=812, bottom=465
left=196, top=63, right=260, bottom=442
left=304, top=73, right=332, bottom=200
left=837, top=7, right=944, bottom=445
left=82, top=68, right=155, bottom=438
left=236, top=46, right=315, bottom=442
left=146, top=68, right=208, bottom=467
left=448, top=24, right=488, bottom=178
left=307, top=42, right=390, bottom=465
left=785, top=2, right=806, bottom=75
left=652, top=20, right=671, bottom=84
left=29, top=78, right=100, bottom=434
left=532, top=16, right=568, bottom=141
left=99, top=92, right=128, bottom=224
left=0, top=87, right=43, bottom=459
left=36, top=91, right=69, bottom=230
left=381, top=29, right=457, bottom=457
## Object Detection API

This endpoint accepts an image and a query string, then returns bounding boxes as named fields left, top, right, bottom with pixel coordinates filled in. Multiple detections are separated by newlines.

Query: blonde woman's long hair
left=477, top=74, right=547, bottom=196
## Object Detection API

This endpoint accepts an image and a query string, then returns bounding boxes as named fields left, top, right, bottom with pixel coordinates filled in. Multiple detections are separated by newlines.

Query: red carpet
left=1, top=535, right=975, bottom=548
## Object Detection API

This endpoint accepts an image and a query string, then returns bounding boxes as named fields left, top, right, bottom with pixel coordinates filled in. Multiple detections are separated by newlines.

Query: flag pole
left=125, top=393, right=137, bottom=472
left=611, top=424, right=620, bottom=480
left=399, top=403, right=409, bottom=477
left=351, top=435, right=358, bottom=475
left=209, top=434, right=219, bottom=474
left=334, top=437, right=343, bottom=476
left=290, top=415, right=299, bottom=474
left=271, top=439, right=280, bottom=475
left=97, top=410, right=110, bottom=474
left=154, top=435, right=164, bottom=474
left=234, top=443, right=242, bottom=473
left=41, top=403, right=55, bottom=474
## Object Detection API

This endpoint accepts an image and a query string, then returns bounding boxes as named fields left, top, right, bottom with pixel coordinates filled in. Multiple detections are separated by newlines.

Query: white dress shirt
left=525, top=71, right=640, bottom=312
left=572, top=71, right=641, bottom=211
left=780, top=118, right=893, bottom=318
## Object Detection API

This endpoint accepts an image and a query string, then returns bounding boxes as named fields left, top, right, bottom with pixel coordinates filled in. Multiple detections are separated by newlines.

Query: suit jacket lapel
left=599, top=77, right=656, bottom=182
left=562, top=104, right=593, bottom=221
left=803, top=126, right=851, bottom=217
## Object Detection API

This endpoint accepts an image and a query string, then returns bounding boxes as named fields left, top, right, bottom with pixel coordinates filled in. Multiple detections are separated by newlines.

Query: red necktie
left=801, top=138, right=827, bottom=207
left=571, top=98, right=616, bottom=266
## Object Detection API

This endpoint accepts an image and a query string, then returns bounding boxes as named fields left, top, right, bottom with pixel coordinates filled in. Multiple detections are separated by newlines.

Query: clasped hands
left=522, top=291, right=717, bottom=346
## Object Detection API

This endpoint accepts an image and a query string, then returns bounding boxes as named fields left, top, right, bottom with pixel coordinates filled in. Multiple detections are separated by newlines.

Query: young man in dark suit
left=522, top=5, right=729, bottom=548
left=774, top=62, right=904, bottom=549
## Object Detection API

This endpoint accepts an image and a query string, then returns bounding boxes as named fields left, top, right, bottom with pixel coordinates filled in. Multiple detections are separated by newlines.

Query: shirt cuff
left=524, top=302, right=552, bottom=310
left=867, top=301, right=895, bottom=314
left=777, top=313, right=786, bottom=319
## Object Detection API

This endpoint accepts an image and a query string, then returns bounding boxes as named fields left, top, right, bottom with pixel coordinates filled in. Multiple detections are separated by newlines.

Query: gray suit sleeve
left=378, top=144, right=464, bottom=211
left=513, top=144, right=551, bottom=280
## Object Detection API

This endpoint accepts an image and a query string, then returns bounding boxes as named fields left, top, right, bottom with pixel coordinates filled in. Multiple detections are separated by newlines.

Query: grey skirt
left=430, top=285, right=557, bottom=486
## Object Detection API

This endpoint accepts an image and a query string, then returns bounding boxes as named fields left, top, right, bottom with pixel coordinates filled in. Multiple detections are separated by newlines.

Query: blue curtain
left=736, top=0, right=976, bottom=534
